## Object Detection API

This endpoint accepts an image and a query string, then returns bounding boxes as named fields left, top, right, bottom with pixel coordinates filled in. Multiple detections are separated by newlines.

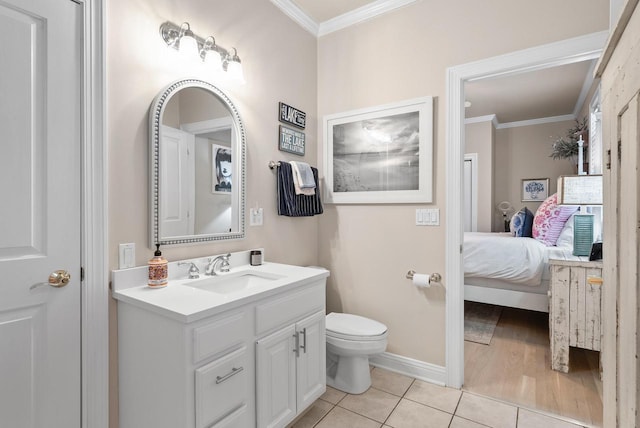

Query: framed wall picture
left=323, top=97, right=433, bottom=204
left=212, top=144, right=232, bottom=193
left=521, top=178, right=549, bottom=202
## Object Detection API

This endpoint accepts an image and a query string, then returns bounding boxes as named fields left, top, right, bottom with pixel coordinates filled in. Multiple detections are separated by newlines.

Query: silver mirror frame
left=149, top=79, right=246, bottom=247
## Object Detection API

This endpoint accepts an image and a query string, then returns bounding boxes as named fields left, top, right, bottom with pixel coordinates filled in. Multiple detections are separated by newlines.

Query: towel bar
left=268, top=160, right=281, bottom=169
left=406, top=270, right=442, bottom=283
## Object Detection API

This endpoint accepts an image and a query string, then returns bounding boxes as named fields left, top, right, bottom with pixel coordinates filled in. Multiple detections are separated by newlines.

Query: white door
left=295, top=311, right=326, bottom=411
left=0, top=0, right=81, bottom=427
left=463, top=154, right=478, bottom=232
left=256, top=324, right=297, bottom=428
left=159, top=125, right=195, bottom=238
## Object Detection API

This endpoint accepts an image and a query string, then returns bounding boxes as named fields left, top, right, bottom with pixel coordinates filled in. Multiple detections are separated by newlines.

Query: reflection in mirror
left=150, top=80, right=245, bottom=246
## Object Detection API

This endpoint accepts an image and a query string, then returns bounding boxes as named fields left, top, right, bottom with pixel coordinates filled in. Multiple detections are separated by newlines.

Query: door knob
left=48, top=270, right=71, bottom=288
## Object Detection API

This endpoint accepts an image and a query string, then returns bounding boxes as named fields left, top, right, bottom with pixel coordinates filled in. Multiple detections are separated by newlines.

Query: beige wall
left=317, top=0, right=609, bottom=365
left=493, top=121, right=578, bottom=230
left=465, top=120, right=495, bottom=232
left=107, top=0, right=318, bottom=425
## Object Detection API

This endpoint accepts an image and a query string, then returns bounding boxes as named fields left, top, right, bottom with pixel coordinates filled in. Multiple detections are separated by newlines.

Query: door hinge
left=606, top=149, right=611, bottom=170
left=618, top=140, right=622, bottom=162
left=81, top=267, right=85, bottom=282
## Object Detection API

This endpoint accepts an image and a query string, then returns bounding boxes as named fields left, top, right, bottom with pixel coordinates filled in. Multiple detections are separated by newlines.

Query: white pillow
left=555, top=212, right=576, bottom=248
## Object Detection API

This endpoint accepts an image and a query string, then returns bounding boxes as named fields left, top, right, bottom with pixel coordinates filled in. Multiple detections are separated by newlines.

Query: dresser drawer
left=195, top=347, right=249, bottom=428
left=255, top=282, right=325, bottom=336
left=193, top=310, right=248, bottom=364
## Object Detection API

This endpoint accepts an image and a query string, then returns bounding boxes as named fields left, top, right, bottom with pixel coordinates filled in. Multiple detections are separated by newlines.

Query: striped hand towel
left=277, top=161, right=323, bottom=217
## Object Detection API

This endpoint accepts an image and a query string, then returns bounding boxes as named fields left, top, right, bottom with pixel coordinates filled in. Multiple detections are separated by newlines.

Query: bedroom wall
left=493, top=120, right=578, bottom=231
left=317, top=0, right=609, bottom=366
left=465, top=120, right=495, bottom=232
left=107, top=0, right=317, bottom=425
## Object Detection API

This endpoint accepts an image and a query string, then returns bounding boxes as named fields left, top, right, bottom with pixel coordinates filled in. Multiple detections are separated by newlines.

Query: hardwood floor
left=464, top=306, right=603, bottom=427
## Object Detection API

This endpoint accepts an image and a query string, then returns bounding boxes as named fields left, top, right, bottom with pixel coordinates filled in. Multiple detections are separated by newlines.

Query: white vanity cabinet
left=114, top=261, right=328, bottom=428
left=117, top=305, right=254, bottom=428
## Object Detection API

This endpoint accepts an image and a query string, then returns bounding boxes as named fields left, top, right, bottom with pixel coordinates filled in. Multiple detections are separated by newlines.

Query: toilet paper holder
left=406, top=270, right=442, bottom=283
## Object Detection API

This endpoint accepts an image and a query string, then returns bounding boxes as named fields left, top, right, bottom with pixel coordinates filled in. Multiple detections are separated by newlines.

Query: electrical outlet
left=118, top=243, right=135, bottom=269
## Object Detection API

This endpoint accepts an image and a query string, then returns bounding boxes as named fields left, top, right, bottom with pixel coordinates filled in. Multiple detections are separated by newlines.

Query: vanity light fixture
left=160, top=21, right=245, bottom=83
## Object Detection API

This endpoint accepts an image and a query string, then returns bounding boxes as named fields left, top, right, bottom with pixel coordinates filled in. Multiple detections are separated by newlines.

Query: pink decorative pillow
left=532, top=193, right=578, bottom=246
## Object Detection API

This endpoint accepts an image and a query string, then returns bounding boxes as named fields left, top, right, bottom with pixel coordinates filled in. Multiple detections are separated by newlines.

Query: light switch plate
left=415, top=208, right=439, bottom=226
left=250, top=208, right=263, bottom=226
left=118, top=243, right=135, bottom=269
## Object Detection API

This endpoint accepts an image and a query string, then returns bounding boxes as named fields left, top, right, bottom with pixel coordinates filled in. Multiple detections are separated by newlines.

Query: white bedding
left=464, top=232, right=573, bottom=286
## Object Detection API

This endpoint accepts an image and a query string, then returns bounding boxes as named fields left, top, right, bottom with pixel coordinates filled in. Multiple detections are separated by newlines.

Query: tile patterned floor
left=288, top=367, right=588, bottom=428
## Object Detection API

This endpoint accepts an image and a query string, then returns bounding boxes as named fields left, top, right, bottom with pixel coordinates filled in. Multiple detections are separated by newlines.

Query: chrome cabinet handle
left=300, top=328, right=307, bottom=354
left=215, top=366, right=243, bottom=384
left=293, top=331, right=300, bottom=357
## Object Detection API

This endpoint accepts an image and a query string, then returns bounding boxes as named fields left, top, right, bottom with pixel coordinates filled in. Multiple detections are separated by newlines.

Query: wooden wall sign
left=279, top=102, right=306, bottom=129
left=279, top=125, right=305, bottom=155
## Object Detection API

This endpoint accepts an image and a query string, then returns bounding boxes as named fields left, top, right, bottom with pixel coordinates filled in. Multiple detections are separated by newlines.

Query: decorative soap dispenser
left=148, top=244, right=168, bottom=288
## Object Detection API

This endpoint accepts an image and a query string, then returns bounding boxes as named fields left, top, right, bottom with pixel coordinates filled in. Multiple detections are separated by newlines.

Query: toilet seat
left=326, top=312, right=387, bottom=342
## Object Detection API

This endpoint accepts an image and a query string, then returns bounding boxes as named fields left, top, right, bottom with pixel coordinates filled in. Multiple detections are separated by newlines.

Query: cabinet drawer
left=193, top=310, right=248, bottom=364
left=209, top=404, right=250, bottom=428
left=255, top=282, right=325, bottom=336
left=195, top=347, right=249, bottom=428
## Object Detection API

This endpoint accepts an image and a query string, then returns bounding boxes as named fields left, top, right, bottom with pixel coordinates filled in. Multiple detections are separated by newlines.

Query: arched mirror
left=149, top=79, right=245, bottom=246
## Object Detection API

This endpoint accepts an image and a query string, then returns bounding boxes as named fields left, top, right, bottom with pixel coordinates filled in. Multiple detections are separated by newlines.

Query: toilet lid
left=326, top=312, right=387, bottom=340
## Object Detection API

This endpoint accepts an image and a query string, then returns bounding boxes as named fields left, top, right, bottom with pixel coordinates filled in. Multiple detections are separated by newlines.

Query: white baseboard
left=369, top=352, right=447, bottom=386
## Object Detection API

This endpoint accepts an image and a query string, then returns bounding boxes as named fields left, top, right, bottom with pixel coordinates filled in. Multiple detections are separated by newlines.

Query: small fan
left=496, top=201, right=515, bottom=232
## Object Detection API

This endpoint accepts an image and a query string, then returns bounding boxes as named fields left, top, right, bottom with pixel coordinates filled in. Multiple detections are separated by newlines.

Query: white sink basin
left=184, top=270, right=284, bottom=294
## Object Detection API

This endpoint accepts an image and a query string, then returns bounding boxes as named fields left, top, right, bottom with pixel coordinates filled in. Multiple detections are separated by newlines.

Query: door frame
left=444, top=31, right=608, bottom=388
left=77, top=0, right=108, bottom=426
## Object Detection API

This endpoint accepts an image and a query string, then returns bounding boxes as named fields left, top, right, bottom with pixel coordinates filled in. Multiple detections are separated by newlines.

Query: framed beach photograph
left=323, top=97, right=433, bottom=204
left=212, top=144, right=232, bottom=193
left=521, top=178, right=549, bottom=202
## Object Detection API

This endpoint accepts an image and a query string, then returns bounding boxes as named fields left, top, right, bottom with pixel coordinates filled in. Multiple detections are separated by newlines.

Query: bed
left=463, top=232, right=577, bottom=312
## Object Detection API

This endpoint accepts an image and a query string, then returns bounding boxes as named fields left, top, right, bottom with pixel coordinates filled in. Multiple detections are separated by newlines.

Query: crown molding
left=465, top=113, right=581, bottom=129
left=464, top=114, right=498, bottom=128
left=496, top=114, right=576, bottom=129
left=269, top=0, right=319, bottom=36
left=271, top=0, right=418, bottom=37
left=318, top=0, right=419, bottom=36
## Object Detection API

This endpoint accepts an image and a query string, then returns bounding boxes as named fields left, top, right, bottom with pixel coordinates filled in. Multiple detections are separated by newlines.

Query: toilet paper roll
left=412, top=273, right=431, bottom=288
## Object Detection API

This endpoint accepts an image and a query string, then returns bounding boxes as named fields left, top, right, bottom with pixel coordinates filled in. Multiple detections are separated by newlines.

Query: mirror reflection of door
left=159, top=125, right=195, bottom=237
left=160, top=87, right=236, bottom=238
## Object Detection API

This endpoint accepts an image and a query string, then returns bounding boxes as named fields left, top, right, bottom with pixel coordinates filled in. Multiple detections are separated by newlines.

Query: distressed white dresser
left=548, top=258, right=603, bottom=373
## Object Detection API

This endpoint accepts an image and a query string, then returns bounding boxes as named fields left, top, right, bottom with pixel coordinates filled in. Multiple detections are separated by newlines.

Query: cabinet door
left=295, top=311, right=326, bottom=411
left=256, top=324, right=296, bottom=428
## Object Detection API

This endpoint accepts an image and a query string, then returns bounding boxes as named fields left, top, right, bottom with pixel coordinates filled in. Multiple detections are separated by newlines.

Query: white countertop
left=112, top=252, right=329, bottom=323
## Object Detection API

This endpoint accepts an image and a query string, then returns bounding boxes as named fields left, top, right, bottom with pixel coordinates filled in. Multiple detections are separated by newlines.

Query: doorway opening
left=445, top=31, right=608, bottom=425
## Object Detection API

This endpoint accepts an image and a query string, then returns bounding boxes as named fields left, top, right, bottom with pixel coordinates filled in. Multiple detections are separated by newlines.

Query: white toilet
left=325, top=312, right=388, bottom=394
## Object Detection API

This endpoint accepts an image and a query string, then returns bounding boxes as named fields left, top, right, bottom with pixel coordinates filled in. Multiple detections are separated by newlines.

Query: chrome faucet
left=178, top=261, right=200, bottom=279
left=205, top=253, right=231, bottom=276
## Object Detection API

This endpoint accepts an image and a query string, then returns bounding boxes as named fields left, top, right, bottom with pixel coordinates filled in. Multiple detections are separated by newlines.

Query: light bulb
left=204, top=49, right=223, bottom=73
left=178, top=33, right=198, bottom=58
left=226, top=48, right=245, bottom=84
